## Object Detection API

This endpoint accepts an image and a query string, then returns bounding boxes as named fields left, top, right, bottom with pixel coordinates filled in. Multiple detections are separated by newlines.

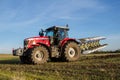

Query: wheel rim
left=35, top=50, right=44, bottom=61
left=68, top=47, right=76, bottom=58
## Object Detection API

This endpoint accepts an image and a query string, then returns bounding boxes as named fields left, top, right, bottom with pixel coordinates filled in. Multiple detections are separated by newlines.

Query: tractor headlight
left=32, top=41, right=36, bottom=44
left=29, top=40, right=36, bottom=45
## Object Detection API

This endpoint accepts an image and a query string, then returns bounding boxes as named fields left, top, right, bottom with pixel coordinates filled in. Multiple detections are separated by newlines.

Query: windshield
left=45, top=30, right=54, bottom=37
left=58, top=29, right=65, bottom=39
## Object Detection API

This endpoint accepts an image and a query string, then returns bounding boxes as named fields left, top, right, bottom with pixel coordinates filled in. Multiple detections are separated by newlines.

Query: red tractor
left=13, top=25, right=107, bottom=64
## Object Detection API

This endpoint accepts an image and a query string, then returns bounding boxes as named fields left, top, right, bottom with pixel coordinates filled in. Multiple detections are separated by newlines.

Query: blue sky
left=0, top=0, right=120, bottom=53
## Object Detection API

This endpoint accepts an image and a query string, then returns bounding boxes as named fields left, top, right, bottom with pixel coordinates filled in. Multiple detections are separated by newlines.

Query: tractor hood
left=24, top=36, right=50, bottom=48
left=25, top=36, right=49, bottom=41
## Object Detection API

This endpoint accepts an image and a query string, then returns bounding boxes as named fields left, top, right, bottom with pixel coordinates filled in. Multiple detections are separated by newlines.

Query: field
left=0, top=53, right=120, bottom=80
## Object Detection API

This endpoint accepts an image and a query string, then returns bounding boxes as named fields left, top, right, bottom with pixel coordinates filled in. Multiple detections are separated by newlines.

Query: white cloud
left=0, top=0, right=106, bottom=31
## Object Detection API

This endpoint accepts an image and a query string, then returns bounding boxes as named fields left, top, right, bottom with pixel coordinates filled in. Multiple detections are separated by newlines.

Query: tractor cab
left=40, top=26, right=69, bottom=45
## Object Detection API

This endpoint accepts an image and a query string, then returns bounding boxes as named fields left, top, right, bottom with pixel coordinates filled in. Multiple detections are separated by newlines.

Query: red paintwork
left=60, top=38, right=76, bottom=47
left=25, top=36, right=50, bottom=49
left=25, top=36, right=77, bottom=49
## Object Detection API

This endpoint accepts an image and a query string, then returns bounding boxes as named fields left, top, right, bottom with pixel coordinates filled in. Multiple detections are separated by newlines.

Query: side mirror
left=39, top=29, right=44, bottom=36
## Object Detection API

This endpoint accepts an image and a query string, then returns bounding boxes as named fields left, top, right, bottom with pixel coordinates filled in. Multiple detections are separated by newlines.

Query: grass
left=0, top=54, right=19, bottom=64
left=0, top=53, right=120, bottom=80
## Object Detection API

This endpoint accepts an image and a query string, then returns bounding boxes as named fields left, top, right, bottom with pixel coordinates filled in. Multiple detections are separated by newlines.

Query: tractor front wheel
left=30, top=46, right=49, bottom=64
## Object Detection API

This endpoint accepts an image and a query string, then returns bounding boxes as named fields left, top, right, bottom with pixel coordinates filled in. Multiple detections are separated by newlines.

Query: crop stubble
left=0, top=53, right=120, bottom=80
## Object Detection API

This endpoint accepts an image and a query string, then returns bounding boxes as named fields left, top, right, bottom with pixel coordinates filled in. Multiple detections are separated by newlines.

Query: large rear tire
left=62, top=42, right=80, bottom=61
left=30, top=46, right=49, bottom=64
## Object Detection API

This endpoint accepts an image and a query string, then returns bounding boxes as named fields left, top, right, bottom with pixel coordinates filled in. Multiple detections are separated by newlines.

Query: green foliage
left=0, top=53, right=120, bottom=80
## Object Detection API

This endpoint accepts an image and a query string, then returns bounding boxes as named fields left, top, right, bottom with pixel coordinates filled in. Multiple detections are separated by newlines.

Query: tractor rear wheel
left=62, top=42, right=80, bottom=61
left=30, top=46, right=49, bottom=64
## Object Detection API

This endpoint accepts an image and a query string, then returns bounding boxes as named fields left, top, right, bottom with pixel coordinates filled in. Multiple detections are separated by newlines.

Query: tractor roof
left=46, top=26, right=69, bottom=31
